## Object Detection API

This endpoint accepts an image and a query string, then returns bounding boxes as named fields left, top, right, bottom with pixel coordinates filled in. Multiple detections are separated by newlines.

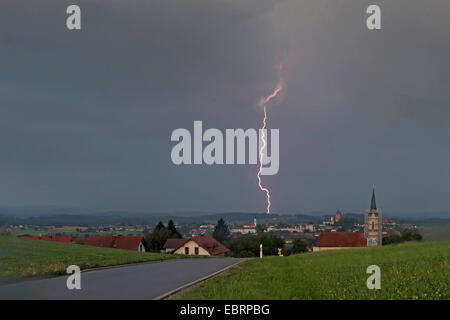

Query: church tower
left=364, top=185, right=382, bottom=246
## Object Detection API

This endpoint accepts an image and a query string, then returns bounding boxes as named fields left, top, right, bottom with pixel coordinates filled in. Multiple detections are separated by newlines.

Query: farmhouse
left=163, top=235, right=229, bottom=256
left=312, top=232, right=367, bottom=252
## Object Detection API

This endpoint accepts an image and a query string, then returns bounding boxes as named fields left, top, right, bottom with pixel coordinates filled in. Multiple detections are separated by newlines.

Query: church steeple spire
left=370, top=184, right=377, bottom=210
left=366, top=184, right=381, bottom=247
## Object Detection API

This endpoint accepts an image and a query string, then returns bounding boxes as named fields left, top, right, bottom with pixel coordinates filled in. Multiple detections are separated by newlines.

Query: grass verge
left=0, top=235, right=190, bottom=282
left=178, top=241, right=449, bottom=300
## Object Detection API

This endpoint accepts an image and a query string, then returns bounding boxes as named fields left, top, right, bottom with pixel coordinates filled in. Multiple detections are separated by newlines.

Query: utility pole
left=260, top=244, right=263, bottom=259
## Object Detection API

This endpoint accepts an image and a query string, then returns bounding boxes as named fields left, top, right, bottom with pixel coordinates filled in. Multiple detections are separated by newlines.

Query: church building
left=364, top=185, right=382, bottom=246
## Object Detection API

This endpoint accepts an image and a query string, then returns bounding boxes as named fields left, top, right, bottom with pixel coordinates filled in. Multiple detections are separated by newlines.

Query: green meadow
left=179, top=241, right=449, bottom=300
left=419, top=224, right=450, bottom=242
left=0, top=235, right=187, bottom=282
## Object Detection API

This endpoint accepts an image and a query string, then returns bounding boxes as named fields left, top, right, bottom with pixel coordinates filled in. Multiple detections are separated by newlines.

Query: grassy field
left=179, top=241, right=449, bottom=300
left=419, top=224, right=450, bottom=242
left=0, top=235, right=189, bottom=282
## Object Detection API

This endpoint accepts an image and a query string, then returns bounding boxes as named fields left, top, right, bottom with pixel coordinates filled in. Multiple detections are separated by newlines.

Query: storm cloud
left=0, top=0, right=449, bottom=215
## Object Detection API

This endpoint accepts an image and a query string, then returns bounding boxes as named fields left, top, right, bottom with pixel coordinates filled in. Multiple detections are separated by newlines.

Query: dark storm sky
left=1, top=0, right=449, bottom=215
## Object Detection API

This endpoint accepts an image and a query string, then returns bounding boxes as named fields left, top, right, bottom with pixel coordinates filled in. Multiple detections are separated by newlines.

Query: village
left=6, top=188, right=421, bottom=256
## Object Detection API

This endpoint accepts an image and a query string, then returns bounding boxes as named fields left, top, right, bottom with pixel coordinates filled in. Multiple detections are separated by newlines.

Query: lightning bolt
left=257, top=106, right=271, bottom=214
left=257, top=79, right=283, bottom=214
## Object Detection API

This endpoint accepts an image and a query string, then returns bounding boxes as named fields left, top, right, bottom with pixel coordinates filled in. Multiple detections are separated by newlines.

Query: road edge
left=153, top=258, right=250, bottom=300
left=81, top=256, right=218, bottom=274
left=0, top=257, right=214, bottom=287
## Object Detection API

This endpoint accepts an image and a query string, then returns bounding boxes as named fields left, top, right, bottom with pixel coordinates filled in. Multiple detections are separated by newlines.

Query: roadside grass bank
left=178, top=241, right=449, bottom=300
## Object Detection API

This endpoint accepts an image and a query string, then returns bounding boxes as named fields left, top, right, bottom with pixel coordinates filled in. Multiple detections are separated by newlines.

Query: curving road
left=0, top=258, right=245, bottom=300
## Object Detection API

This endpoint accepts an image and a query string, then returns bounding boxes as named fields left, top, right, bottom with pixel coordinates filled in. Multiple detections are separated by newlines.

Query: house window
left=195, top=247, right=199, bottom=255
left=185, top=247, right=189, bottom=255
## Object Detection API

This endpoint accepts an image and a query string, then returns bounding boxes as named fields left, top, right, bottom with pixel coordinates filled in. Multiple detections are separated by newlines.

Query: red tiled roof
left=43, top=236, right=72, bottom=243
left=113, top=236, right=145, bottom=250
left=163, top=238, right=188, bottom=249
left=163, top=235, right=230, bottom=256
left=20, top=235, right=72, bottom=243
left=20, top=235, right=144, bottom=251
left=191, top=235, right=230, bottom=256
left=20, top=235, right=38, bottom=239
left=77, top=236, right=115, bottom=247
left=77, top=236, right=144, bottom=250
left=319, top=232, right=366, bottom=247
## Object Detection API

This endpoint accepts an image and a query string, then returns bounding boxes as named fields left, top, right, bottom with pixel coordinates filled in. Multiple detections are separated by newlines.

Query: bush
left=236, top=250, right=257, bottom=258
left=227, top=234, right=258, bottom=257
left=227, top=233, right=284, bottom=257
left=383, top=233, right=403, bottom=245
left=401, top=229, right=422, bottom=241
left=383, top=228, right=422, bottom=245
left=291, top=238, right=308, bottom=254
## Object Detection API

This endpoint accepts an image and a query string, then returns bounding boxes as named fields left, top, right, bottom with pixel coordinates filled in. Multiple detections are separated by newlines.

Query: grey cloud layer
left=0, top=0, right=449, bottom=213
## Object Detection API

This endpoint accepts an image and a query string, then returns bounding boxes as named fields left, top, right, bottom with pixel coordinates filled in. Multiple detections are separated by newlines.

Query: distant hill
left=0, top=212, right=320, bottom=227
left=1, top=209, right=448, bottom=228
left=413, top=218, right=450, bottom=225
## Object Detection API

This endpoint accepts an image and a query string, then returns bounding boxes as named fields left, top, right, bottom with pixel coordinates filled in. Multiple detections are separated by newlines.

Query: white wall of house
left=174, top=240, right=210, bottom=256
left=138, top=242, right=146, bottom=252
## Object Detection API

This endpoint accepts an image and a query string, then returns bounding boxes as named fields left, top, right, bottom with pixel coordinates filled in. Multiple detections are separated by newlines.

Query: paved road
left=0, top=258, right=245, bottom=299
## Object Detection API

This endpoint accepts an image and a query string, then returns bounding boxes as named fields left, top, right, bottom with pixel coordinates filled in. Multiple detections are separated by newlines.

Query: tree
left=227, top=233, right=285, bottom=257
left=144, top=226, right=171, bottom=252
left=144, top=220, right=181, bottom=252
left=256, top=233, right=284, bottom=256
left=382, top=229, right=422, bottom=245
left=227, top=234, right=258, bottom=257
left=155, top=221, right=165, bottom=231
left=213, top=218, right=231, bottom=243
left=383, top=233, right=403, bottom=245
left=290, top=238, right=308, bottom=254
left=168, top=219, right=181, bottom=238
left=401, top=229, right=422, bottom=242
left=255, top=224, right=266, bottom=234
